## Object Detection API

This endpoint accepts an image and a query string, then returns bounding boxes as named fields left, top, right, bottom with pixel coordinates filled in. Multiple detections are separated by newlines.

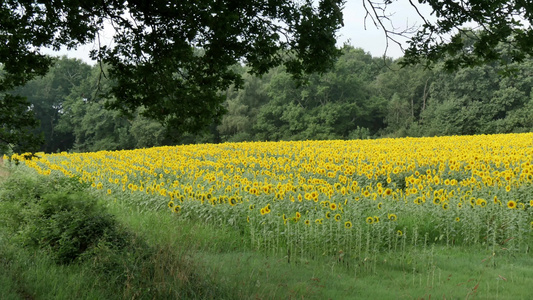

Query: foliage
left=11, top=57, right=92, bottom=152
left=0, top=173, right=126, bottom=264
left=1, top=0, right=344, bottom=152
left=0, top=169, right=231, bottom=298
left=0, top=94, right=43, bottom=154
left=401, top=1, right=533, bottom=70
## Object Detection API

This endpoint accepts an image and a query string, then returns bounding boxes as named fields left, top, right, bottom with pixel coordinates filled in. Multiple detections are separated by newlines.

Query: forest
left=7, top=41, right=533, bottom=154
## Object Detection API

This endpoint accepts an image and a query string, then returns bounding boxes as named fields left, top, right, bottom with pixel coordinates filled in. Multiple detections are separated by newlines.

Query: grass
left=1, top=167, right=533, bottom=299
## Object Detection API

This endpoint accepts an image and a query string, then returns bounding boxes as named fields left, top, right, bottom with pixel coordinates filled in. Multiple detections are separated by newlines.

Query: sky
left=42, top=1, right=435, bottom=64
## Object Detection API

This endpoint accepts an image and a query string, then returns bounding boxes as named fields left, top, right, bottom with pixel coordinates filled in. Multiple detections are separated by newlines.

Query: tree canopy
left=2, top=0, right=533, bottom=153
left=1, top=0, right=343, bottom=153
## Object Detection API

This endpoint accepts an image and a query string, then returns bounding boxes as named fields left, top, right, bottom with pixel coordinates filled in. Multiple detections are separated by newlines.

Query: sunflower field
left=9, top=133, right=533, bottom=266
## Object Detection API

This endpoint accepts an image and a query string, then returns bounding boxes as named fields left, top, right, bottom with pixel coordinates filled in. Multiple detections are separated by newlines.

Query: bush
left=0, top=172, right=130, bottom=264
left=23, top=191, right=130, bottom=264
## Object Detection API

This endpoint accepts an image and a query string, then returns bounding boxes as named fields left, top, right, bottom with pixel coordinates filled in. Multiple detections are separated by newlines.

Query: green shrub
left=22, top=191, right=130, bottom=264
left=0, top=172, right=129, bottom=264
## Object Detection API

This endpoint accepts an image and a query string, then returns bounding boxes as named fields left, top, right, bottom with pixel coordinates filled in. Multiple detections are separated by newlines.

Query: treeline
left=12, top=44, right=533, bottom=153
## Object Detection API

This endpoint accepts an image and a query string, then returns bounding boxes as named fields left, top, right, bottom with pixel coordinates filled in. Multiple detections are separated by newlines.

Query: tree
left=254, top=46, right=388, bottom=141
left=1, top=0, right=344, bottom=152
left=0, top=94, right=42, bottom=154
left=375, top=61, right=433, bottom=135
left=419, top=57, right=533, bottom=136
left=12, top=57, right=92, bottom=152
left=363, top=1, right=533, bottom=70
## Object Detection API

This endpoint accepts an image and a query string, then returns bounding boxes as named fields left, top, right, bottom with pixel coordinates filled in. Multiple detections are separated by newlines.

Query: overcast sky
left=43, top=1, right=435, bottom=64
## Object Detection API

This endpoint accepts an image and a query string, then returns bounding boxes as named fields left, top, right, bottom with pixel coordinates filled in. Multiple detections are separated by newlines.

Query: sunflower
left=397, top=230, right=403, bottom=237
left=107, top=189, right=112, bottom=195
left=507, top=200, right=517, bottom=209
left=249, top=204, right=256, bottom=210
left=388, top=213, right=397, bottom=221
left=344, top=221, right=352, bottom=229
left=365, top=217, right=374, bottom=224
left=377, top=202, right=383, bottom=210
left=505, top=185, right=511, bottom=192
left=442, top=203, right=449, bottom=210
left=172, top=205, right=181, bottom=213
left=340, top=187, right=347, bottom=196
left=373, top=216, right=380, bottom=223
left=476, top=198, right=487, bottom=207
left=168, top=201, right=175, bottom=208
left=229, top=197, right=237, bottom=206
left=455, top=217, right=460, bottom=222
left=296, top=211, right=301, bottom=219
left=305, top=219, right=310, bottom=226
left=326, top=211, right=331, bottom=219
left=260, top=208, right=266, bottom=215
left=334, top=214, right=341, bottom=222
left=330, top=202, right=337, bottom=210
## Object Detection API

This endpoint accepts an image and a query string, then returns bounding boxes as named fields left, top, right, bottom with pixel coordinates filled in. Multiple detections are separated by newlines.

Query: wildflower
left=344, top=221, right=352, bottom=229
left=507, top=200, right=517, bottom=209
